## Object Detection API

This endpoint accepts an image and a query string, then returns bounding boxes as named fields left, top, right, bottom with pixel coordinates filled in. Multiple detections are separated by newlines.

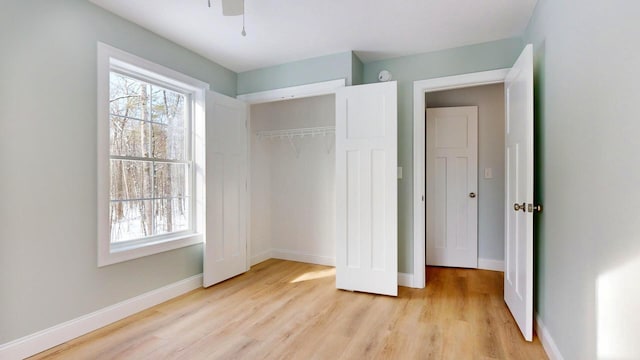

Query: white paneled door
left=203, top=91, right=248, bottom=288
left=504, top=44, right=535, bottom=341
left=426, top=106, right=478, bottom=268
left=335, top=82, right=398, bottom=296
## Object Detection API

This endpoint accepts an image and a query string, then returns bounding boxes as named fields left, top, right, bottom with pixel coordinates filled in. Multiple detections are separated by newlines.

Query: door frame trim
left=412, top=69, right=510, bottom=288
left=237, top=79, right=346, bottom=104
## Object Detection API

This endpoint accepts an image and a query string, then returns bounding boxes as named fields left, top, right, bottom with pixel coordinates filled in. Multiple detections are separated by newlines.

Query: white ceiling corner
left=89, top=0, right=538, bottom=73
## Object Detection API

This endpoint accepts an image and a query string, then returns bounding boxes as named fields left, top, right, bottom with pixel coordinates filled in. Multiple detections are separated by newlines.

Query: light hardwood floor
left=31, top=260, right=548, bottom=359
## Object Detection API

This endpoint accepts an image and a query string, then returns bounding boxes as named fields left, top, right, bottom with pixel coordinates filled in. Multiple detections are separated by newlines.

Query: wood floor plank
left=30, top=260, right=548, bottom=359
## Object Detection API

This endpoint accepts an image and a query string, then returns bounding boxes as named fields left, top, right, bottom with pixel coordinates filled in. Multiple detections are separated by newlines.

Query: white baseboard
left=535, top=312, right=564, bottom=360
left=271, top=249, right=335, bottom=266
left=0, top=274, right=203, bottom=360
left=250, top=249, right=274, bottom=266
left=398, top=272, right=414, bottom=287
left=478, top=258, right=504, bottom=272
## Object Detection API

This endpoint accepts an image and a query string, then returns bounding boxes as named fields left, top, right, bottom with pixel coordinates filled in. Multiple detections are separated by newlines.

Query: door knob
left=469, top=192, right=476, bottom=198
left=513, top=202, right=526, bottom=212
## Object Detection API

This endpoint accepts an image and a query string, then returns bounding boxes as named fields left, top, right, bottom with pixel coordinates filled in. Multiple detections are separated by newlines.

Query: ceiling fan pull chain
left=208, top=0, right=211, bottom=8
left=241, top=0, right=247, bottom=36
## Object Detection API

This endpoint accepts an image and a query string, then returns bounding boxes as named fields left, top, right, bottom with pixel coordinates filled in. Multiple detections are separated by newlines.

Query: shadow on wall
left=533, top=40, right=546, bottom=317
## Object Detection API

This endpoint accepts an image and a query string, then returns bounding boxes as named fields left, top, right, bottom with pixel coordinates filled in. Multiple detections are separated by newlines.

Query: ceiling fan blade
left=221, top=0, right=244, bottom=16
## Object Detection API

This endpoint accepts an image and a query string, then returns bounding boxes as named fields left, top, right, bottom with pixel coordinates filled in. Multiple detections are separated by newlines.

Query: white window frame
left=97, top=42, right=208, bottom=267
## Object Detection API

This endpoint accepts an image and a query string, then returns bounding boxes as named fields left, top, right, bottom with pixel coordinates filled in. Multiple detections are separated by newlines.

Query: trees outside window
left=109, top=72, right=191, bottom=243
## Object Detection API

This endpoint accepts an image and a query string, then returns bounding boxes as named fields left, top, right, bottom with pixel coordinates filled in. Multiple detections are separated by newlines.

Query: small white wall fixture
left=412, top=69, right=509, bottom=288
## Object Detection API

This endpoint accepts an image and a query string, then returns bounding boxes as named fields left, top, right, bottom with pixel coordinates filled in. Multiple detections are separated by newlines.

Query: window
left=97, top=43, right=207, bottom=266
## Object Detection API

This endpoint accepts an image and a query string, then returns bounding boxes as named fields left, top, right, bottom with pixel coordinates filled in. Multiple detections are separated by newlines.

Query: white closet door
left=203, top=91, right=248, bottom=288
left=335, top=81, right=398, bottom=296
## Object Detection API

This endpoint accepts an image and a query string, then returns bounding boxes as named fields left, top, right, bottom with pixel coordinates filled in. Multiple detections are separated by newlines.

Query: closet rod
left=256, top=126, right=335, bottom=140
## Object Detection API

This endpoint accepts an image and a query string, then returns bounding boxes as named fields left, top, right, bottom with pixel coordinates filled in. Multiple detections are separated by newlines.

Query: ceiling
left=89, top=0, right=538, bottom=73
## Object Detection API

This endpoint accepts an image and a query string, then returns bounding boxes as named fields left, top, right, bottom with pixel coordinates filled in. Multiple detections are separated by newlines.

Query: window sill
left=98, top=232, right=203, bottom=267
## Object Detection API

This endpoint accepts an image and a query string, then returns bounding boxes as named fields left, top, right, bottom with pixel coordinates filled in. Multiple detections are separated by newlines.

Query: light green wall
left=362, top=38, right=524, bottom=273
left=525, top=1, right=640, bottom=358
left=9, top=1, right=636, bottom=354
left=0, top=0, right=235, bottom=344
left=351, top=52, right=364, bottom=86
left=237, top=51, right=353, bottom=94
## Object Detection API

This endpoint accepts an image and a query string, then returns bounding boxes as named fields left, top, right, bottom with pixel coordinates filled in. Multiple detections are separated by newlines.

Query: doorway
left=414, top=44, right=535, bottom=341
left=412, top=69, right=510, bottom=288
left=425, top=84, right=506, bottom=270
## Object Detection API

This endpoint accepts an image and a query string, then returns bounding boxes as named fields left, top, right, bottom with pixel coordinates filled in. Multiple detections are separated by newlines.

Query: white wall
left=426, top=84, right=505, bottom=262
left=250, top=95, right=336, bottom=265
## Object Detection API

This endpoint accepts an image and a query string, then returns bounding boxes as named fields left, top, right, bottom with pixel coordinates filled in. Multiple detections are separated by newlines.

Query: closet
left=249, top=95, right=337, bottom=266
left=203, top=80, right=398, bottom=296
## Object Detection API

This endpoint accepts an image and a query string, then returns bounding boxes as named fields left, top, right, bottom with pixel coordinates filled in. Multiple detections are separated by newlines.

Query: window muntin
left=108, top=71, right=193, bottom=245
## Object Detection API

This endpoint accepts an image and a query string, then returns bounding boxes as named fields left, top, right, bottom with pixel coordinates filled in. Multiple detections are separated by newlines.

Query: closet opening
left=248, top=94, right=337, bottom=268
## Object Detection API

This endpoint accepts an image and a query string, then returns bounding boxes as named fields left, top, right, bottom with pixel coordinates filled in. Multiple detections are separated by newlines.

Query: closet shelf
left=256, top=126, right=335, bottom=140
left=256, top=126, right=335, bottom=157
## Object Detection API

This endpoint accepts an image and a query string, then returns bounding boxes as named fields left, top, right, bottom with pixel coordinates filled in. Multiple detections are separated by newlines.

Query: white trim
left=412, top=69, right=510, bottom=288
left=237, top=79, right=346, bottom=104
left=0, top=274, right=203, bottom=360
left=271, top=249, right=336, bottom=267
left=98, top=42, right=209, bottom=91
left=96, top=42, right=207, bottom=267
left=398, top=272, right=414, bottom=287
left=535, top=313, right=565, bottom=360
left=478, top=258, right=504, bottom=272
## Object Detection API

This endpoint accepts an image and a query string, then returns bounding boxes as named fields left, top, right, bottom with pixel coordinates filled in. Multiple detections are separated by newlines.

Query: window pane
left=110, top=116, right=150, bottom=157
left=107, top=68, right=193, bottom=247
left=110, top=200, right=153, bottom=242
left=151, top=123, right=185, bottom=160
left=154, top=198, right=190, bottom=235
left=151, top=86, right=185, bottom=127
left=154, top=162, right=188, bottom=198
left=109, top=73, right=149, bottom=119
left=110, top=159, right=152, bottom=200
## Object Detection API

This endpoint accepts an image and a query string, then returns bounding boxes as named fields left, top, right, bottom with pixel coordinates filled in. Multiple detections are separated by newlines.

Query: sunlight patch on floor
left=290, top=268, right=335, bottom=283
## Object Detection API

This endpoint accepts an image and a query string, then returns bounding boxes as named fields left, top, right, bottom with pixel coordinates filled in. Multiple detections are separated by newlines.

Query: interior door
left=504, top=44, right=535, bottom=341
left=203, top=91, right=248, bottom=288
left=426, top=106, right=478, bottom=268
left=335, top=81, right=398, bottom=296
